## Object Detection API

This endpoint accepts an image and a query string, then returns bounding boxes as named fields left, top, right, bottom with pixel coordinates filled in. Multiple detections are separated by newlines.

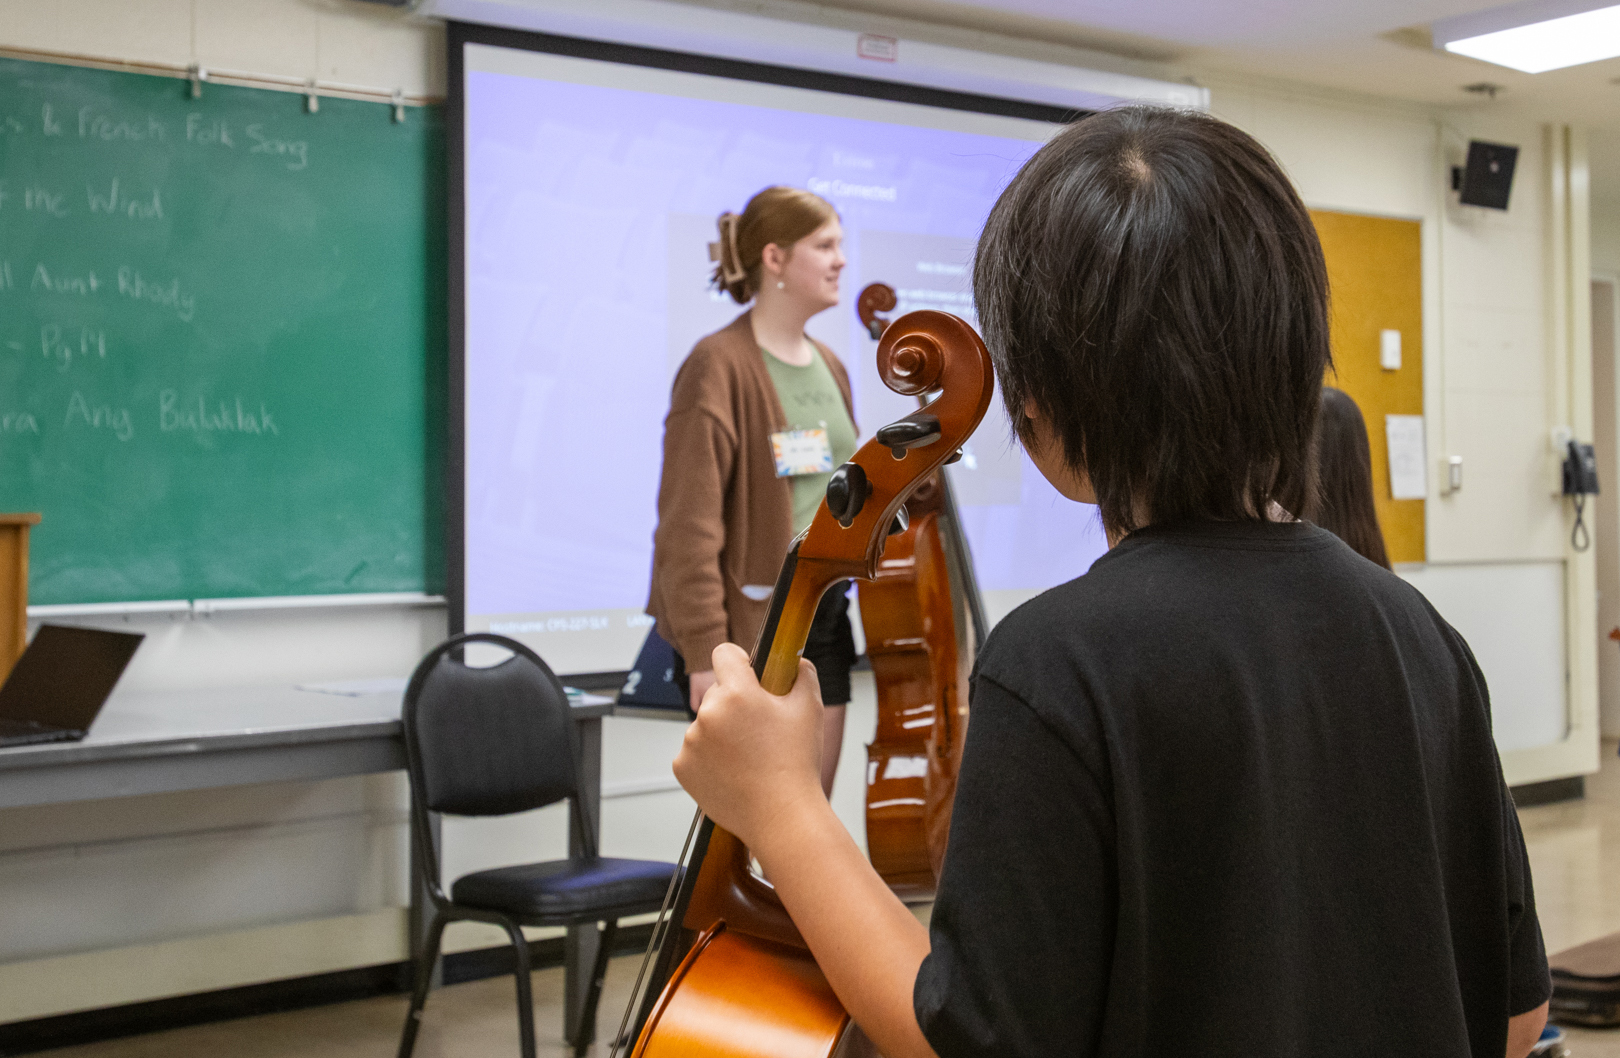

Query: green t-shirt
left=762, top=345, right=859, bottom=534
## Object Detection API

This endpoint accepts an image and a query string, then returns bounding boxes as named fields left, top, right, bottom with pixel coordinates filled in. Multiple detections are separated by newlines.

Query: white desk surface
left=0, top=685, right=400, bottom=770
left=0, top=684, right=613, bottom=806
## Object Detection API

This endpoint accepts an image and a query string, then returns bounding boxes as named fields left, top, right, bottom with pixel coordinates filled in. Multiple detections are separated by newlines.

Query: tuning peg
left=875, top=414, right=942, bottom=459
left=944, top=449, right=964, bottom=465
left=888, top=504, right=910, bottom=536
left=825, top=462, right=870, bottom=527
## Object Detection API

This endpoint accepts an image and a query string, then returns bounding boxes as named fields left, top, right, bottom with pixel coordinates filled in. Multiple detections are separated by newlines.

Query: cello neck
left=750, top=536, right=846, bottom=694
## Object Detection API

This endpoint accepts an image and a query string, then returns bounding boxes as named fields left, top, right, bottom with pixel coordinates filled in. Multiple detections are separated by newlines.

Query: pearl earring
left=777, top=281, right=785, bottom=289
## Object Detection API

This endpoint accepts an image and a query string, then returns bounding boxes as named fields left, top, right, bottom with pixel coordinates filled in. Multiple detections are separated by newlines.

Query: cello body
left=856, top=282, right=982, bottom=901
left=858, top=492, right=970, bottom=900
left=634, top=827, right=869, bottom=1057
left=624, top=310, right=992, bottom=1058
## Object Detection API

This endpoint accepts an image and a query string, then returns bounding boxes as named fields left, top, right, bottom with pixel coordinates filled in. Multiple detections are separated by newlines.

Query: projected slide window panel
left=458, top=33, right=1109, bottom=676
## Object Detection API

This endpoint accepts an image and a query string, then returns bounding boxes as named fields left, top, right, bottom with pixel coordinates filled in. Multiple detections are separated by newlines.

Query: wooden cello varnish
left=860, top=488, right=967, bottom=900
left=636, top=923, right=856, bottom=1057
left=855, top=283, right=979, bottom=901
left=635, top=558, right=876, bottom=1058
left=626, top=311, right=992, bottom=1058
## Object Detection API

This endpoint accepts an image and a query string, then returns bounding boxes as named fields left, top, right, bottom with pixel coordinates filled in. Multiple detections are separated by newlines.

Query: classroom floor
left=34, top=740, right=1620, bottom=1058
left=1521, top=739, right=1620, bottom=1057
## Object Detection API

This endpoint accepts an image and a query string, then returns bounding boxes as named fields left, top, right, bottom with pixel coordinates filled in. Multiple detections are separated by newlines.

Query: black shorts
left=673, top=582, right=856, bottom=711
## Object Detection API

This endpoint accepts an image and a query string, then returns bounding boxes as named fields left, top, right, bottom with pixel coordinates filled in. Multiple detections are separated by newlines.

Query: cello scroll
left=856, top=282, right=897, bottom=339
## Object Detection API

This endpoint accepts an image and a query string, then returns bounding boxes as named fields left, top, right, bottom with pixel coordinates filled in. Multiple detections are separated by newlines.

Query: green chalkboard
left=0, top=57, right=444, bottom=605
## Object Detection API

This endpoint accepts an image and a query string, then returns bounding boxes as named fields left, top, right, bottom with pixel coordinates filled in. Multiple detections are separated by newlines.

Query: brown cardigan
left=647, top=311, right=855, bottom=668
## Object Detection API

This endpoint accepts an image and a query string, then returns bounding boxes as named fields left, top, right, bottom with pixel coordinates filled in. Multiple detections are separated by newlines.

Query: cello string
left=606, top=808, right=701, bottom=1058
left=607, top=806, right=705, bottom=1058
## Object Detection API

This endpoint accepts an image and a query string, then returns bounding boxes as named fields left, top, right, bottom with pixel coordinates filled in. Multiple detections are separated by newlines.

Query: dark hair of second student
left=1306, top=387, right=1392, bottom=569
left=974, top=105, right=1331, bottom=538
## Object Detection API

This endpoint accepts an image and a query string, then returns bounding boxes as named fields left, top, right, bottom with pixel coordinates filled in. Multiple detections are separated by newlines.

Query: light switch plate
left=1380, top=329, right=1402, bottom=371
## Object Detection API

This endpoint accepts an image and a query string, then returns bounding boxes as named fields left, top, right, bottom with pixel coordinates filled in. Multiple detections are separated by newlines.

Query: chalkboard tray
left=0, top=56, right=445, bottom=605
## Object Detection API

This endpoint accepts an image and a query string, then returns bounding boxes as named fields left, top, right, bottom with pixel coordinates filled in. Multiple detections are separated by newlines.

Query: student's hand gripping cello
left=619, top=309, right=991, bottom=1058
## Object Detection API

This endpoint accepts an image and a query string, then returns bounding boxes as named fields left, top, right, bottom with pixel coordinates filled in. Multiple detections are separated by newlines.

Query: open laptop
left=0, top=625, right=144, bottom=748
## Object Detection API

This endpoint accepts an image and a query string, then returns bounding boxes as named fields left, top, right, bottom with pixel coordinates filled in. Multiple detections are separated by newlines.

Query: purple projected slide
left=463, top=50, right=1107, bottom=672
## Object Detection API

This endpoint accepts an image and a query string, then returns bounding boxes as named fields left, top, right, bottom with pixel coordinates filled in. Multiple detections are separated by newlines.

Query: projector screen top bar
left=425, top=0, right=1206, bottom=113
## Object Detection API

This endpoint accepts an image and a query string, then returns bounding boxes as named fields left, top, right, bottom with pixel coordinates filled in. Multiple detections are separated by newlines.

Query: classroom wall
left=0, top=0, right=478, bottom=1021
left=1592, top=130, right=1620, bottom=278
left=1208, top=82, right=1558, bottom=560
left=0, top=0, right=445, bottom=98
left=1206, top=78, right=1598, bottom=758
left=1589, top=129, right=1620, bottom=736
left=0, top=0, right=1604, bottom=1022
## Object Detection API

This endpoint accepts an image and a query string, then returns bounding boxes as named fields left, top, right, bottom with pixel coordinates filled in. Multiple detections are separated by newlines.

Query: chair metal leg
left=501, top=919, right=538, bottom=1058
left=397, top=912, right=447, bottom=1058
left=571, top=921, right=620, bottom=1057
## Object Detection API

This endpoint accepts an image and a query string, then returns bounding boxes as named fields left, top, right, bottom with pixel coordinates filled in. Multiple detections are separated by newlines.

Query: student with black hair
left=673, top=106, right=1551, bottom=1058
left=1307, top=386, right=1393, bottom=569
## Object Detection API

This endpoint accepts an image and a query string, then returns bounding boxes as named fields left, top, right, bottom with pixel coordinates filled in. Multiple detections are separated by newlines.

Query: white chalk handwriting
left=245, top=124, right=308, bottom=171
left=0, top=410, right=40, bottom=435
left=185, top=114, right=234, bottom=147
left=87, top=178, right=163, bottom=221
left=41, top=325, right=108, bottom=370
left=160, top=391, right=279, bottom=437
left=77, top=106, right=164, bottom=143
left=64, top=390, right=133, bottom=441
left=32, top=263, right=100, bottom=296
left=116, top=266, right=194, bottom=322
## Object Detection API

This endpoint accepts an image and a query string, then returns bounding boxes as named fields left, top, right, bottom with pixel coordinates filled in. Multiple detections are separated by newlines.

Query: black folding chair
left=397, top=633, right=677, bottom=1058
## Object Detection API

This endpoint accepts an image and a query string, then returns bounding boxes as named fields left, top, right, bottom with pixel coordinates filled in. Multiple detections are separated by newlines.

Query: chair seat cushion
left=451, top=857, right=678, bottom=921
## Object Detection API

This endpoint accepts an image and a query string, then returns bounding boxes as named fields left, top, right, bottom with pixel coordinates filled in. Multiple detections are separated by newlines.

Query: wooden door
left=1310, top=211, right=1425, bottom=564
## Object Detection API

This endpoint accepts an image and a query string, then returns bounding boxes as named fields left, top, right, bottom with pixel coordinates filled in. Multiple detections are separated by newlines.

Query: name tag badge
left=771, top=428, right=834, bottom=477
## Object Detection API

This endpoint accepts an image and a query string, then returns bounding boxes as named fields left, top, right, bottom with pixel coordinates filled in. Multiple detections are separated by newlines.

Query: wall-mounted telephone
left=1562, top=440, right=1599, bottom=551
left=1563, top=441, right=1599, bottom=496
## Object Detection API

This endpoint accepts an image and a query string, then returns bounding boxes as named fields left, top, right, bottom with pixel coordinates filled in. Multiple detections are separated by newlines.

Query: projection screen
left=451, top=24, right=1111, bottom=678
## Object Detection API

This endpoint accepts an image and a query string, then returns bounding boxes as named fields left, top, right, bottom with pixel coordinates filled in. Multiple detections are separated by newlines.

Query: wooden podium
left=1, top=514, right=41, bottom=682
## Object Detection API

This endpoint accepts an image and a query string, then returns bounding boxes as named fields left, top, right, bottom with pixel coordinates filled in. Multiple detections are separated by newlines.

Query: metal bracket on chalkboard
left=0, top=45, right=441, bottom=107
left=305, top=79, right=320, bottom=114
left=392, top=89, right=405, bottom=124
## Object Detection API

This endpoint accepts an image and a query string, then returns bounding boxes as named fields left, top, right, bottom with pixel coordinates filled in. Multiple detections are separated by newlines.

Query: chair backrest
left=403, top=633, right=580, bottom=820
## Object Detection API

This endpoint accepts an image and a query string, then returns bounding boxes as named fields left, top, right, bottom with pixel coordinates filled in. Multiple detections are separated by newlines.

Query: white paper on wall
left=1385, top=414, right=1428, bottom=500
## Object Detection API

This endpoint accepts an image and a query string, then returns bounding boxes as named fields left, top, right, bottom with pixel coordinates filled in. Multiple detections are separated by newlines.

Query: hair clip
left=711, top=212, right=746, bottom=285
left=722, top=213, right=745, bottom=281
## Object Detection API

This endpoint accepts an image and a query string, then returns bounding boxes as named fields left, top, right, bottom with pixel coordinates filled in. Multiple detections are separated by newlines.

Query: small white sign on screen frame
left=1385, top=414, right=1428, bottom=500
left=857, top=34, right=898, bottom=61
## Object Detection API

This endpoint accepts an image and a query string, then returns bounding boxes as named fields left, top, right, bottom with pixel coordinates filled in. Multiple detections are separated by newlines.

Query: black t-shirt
left=914, top=520, right=1549, bottom=1057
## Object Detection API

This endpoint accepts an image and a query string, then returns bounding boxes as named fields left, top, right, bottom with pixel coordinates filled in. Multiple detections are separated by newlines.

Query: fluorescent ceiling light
left=1434, top=0, right=1620, bottom=73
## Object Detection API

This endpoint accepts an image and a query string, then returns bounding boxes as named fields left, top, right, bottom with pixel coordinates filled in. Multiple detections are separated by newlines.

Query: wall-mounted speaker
left=1451, top=140, right=1519, bottom=210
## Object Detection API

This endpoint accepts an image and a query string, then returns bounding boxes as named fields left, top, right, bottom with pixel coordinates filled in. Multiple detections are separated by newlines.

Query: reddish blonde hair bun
left=709, top=186, right=838, bottom=304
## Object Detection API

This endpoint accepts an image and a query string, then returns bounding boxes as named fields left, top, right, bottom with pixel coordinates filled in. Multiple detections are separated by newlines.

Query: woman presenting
left=647, top=185, right=857, bottom=796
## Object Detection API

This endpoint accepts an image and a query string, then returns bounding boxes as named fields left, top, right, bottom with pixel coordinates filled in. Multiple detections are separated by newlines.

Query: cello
left=612, top=309, right=993, bottom=1058
left=856, top=282, right=988, bottom=901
